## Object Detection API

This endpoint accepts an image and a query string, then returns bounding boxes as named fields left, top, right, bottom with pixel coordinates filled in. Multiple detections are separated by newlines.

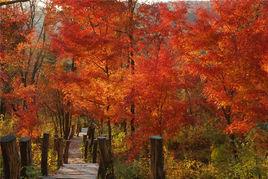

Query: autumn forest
left=0, top=0, right=267, bottom=178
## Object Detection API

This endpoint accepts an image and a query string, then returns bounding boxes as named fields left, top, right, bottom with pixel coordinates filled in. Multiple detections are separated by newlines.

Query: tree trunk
left=121, top=120, right=127, bottom=135
left=57, top=138, right=64, bottom=168
left=87, top=125, right=95, bottom=148
left=54, top=134, right=59, bottom=152
left=83, top=135, right=87, bottom=145
left=69, top=125, right=75, bottom=139
left=128, top=0, right=136, bottom=135
left=63, top=140, right=71, bottom=164
left=76, top=120, right=81, bottom=137
left=222, top=106, right=238, bottom=160
left=107, top=120, right=112, bottom=149
left=130, top=104, right=135, bottom=134
left=84, top=139, right=89, bottom=161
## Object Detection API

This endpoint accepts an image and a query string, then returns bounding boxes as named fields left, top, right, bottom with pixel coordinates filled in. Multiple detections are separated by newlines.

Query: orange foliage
left=0, top=4, right=44, bottom=137
left=188, top=0, right=268, bottom=134
left=1, top=0, right=267, bottom=155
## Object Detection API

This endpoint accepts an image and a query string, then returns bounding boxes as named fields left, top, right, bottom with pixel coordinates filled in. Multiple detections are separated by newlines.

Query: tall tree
left=0, top=1, right=48, bottom=137
left=189, top=0, right=268, bottom=134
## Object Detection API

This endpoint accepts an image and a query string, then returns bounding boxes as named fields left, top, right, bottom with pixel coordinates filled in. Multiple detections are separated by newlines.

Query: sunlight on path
left=51, top=131, right=99, bottom=179
left=67, top=136, right=84, bottom=164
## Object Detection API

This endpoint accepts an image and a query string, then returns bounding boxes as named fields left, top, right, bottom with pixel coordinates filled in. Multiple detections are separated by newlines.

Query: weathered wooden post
left=92, top=138, right=98, bottom=163
left=0, top=135, right=20, bottom=179
left=41, top=133, right=49, bottom=176
left=150, top=136, right=165, bottom=179
left=19, top=137, right=32, bottom=177
left=57, top=137, right=64, bottom=168
left=63, top=140, right=71, bottom=164
left=98, top=136, right=114, bottom=179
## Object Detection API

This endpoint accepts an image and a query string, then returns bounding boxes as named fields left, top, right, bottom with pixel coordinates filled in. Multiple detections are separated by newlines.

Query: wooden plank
left=54, top=164, right=99, bottom=179
left=53, top=175, right=97, bottom=179
left=57, top=163, right=99, bottom=173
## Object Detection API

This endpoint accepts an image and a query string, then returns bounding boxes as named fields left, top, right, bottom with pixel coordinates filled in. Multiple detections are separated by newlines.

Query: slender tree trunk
left=63, top=140, right=71, bottom=164
left=87, top=125, right=95, bottom=148
left=57, top=138, right=64, bottom=168
left=107, top=120, right=112, bottom=148
left=222, top=106, right=238, bottom=160
left=130, top=104, right=135, bottom=133
left=128, top=0, right=136, bottom=135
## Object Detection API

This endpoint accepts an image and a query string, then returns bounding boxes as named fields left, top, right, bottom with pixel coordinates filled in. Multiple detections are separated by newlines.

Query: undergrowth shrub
left=114, top=158, right=149, bottom=179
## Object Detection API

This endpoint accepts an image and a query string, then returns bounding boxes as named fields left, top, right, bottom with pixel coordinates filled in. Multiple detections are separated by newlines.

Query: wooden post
left=150, top=136, right=164, bottom=179
left=57, top=137, right=64, bottom=168
left=41, top=133, right=49, bottom=176
left=19, top=137, right=32, bottom=177
left=98, top=136, right=114, bottom=179
left=92, top=138, right=98, bottom=163
left=0, top=135, right=20, bottom=179
left=63, top=140, right=71, bottom=164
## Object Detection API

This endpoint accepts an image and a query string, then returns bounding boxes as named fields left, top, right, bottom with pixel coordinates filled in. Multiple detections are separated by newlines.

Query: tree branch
left=0, top=0, right=29, bottom=6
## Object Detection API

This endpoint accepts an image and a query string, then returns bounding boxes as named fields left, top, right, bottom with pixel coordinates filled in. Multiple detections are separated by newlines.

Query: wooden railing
left=0, top=133, right=65, bottom=179
left=0, top=132, right=165, bottom=179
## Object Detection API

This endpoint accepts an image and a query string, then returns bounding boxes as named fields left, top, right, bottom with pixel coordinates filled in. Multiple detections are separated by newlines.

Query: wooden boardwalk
left=47, top=131, right=99, bottom=179
left=54, top=163, right=99, bottom=179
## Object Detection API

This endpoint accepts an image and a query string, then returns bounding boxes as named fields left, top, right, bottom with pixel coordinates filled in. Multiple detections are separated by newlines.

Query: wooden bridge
left=1, top=128, right=164, bottom=179
left=0, top=128, right=100, bottom=179
left=49, top=133, right=99, bottom=179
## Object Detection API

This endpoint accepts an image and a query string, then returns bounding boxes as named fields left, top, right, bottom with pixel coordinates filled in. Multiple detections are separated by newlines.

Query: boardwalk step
left=54, top=163, right=99, bottom=179
left=53, top=174, right=97, bottom=179
left=57, top=164, right=99, bottom=174
left=41, top=175, right=97, bottom=179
